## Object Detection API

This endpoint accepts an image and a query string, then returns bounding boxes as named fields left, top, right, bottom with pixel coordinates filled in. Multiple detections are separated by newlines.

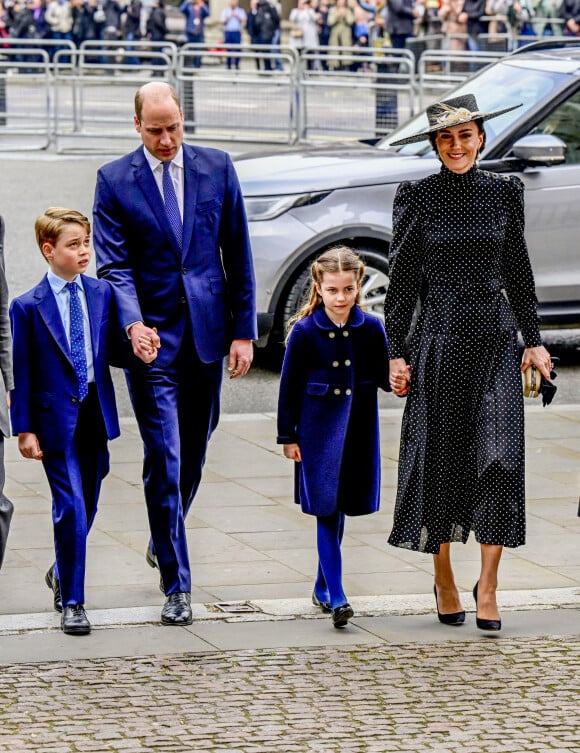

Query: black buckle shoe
left=45, top=565, right=63, bottom=613
left=332, top=603, right=354, bottom=628
left=161, top=592, right=193, bottom=626
left=61, top=604, right=91, bottom=635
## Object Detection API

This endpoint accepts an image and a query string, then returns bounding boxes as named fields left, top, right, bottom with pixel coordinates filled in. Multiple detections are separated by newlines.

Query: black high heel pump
left=433, top=585, right=465, bottom=626
left=473, top=582, right=502, bottom=631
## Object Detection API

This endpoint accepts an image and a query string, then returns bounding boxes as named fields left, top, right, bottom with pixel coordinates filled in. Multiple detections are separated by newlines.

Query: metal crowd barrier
left=52, top=45, right=177, bottom=153
left=0, top=48, right=52, bottom=152
left=297, top=46, right=415, bottom=142
left=176, top=44, right=298, bottom=144
left=0, top=36, right=571, bottom=151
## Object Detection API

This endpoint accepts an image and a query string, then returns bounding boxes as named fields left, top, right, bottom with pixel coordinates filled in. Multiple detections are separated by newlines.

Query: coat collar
left=311, top=304, right=365, bottom=330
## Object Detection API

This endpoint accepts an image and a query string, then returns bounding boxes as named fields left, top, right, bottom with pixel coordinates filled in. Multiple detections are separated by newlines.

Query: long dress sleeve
left=500, top=176, right=542, bottom=348
left=277, top=323, right=307, bottom=445
left=384, top=181, right=425, bottom=359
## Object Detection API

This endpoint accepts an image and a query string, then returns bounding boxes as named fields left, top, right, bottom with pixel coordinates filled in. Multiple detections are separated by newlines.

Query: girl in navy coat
left=277, top=247, right=389, bottom=628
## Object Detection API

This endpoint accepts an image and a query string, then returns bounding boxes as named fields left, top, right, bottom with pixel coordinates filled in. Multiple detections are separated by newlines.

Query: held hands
left=283, top=443, right=302, bottom=462
left=129, top=322, right=160, bottom=364
left=520, top=345, right=552, bottom=381
left=389, top=358, right=411, bottom=396
left=228, top=339, right=253, bottom=379
left=18, top=432, right=43, bottom=460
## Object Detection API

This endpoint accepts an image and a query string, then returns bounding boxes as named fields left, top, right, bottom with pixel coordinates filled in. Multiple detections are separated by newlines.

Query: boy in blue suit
left=10, top=207, right=125, bottom=636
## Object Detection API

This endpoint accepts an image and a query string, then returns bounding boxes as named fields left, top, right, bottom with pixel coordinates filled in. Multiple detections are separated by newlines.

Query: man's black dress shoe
left=332, top=603, right=354, bottom=628
left=312, top=590, right=331, bottom=613
left=433, top=584, right=465, bottom=626
left=45, top=565, right=62, bottom=613
left=161, top=592, right=193, bottom=626
left=473, top=582, right=502, bottom=631
left=61, top=604, right=91, bottom=635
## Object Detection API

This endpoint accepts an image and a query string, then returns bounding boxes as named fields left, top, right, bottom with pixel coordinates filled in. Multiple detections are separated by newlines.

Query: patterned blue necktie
left=162, top=160, right=183, bottom=248
left=66, top=281, right=88, bottom=402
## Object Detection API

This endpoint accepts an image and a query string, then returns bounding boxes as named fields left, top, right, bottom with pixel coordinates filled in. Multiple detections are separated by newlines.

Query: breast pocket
left=306, top=382, right=329, bottom=397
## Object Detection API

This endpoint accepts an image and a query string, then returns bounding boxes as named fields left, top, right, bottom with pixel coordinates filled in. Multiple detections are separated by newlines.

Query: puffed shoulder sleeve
left=501, top=176, right=542, bottom=347
left=383, top=181, right=425, bottom=359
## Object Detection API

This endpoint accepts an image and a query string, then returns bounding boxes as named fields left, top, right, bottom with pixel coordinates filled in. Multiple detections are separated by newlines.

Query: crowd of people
left=1, top=0, right=577, bottom=64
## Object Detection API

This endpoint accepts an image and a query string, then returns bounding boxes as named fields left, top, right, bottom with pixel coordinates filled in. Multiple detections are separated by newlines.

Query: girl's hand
left=521, top=345, right=552, bottom=381
left=18, top=432, right=43, bottom=460
left=389, top=358, right=411, bottom=396
left=283, top=443, right=302, bottom=461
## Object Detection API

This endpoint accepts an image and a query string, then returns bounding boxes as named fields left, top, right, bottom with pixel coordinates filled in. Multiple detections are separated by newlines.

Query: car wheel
left=281, top=247, right=390, bottom=329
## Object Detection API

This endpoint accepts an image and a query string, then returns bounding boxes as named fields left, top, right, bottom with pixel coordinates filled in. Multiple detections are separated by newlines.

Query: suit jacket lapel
left=132, top=147, right=182, bottom=257
left=83, top=277, right=104, bottom=360
left=35, top=276, right=72, bottom=365
left=182, top=145, right=199, bottom=258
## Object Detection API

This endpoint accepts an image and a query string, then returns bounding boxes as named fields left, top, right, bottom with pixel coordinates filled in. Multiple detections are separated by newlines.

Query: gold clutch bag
left=522, top=364, right=541, bottom=398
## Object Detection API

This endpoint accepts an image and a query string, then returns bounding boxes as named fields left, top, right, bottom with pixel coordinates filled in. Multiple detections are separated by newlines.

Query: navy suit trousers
left=43, top=384, right=109, bottom=606
left=126, top=337, right=222, bottom=594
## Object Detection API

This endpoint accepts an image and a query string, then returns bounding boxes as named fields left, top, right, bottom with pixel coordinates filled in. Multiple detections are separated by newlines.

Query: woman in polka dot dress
left=384, top=94, right=553, bottom=631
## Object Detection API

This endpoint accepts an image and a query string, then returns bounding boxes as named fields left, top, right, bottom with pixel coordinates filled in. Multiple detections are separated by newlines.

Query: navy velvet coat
left=277, top=305, right=389, bottom=517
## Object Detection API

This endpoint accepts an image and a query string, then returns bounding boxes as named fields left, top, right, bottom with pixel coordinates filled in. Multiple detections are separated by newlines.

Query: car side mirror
left=512, top=134, right=567, bottom=167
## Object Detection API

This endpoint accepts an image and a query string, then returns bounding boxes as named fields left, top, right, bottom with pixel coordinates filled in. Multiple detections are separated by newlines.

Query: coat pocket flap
left=306, top=382, right=329, bottom=397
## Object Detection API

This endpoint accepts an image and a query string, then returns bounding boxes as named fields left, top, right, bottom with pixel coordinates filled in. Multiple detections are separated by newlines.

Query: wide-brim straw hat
left=389, top=94, right=522, bottom=147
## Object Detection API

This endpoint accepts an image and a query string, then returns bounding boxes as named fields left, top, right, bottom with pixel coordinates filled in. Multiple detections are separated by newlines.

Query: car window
left=379, top=60, right=569, bottom=158
left=530, top=90, right=580, bottom=164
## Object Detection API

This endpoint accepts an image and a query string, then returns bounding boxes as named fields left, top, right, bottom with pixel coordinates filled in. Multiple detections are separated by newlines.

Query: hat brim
left=388, top=103, right=522, bottom=147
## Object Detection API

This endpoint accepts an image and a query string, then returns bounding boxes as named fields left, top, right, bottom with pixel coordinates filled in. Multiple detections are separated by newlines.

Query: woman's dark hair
left=429, top=118, right=486, bottom=156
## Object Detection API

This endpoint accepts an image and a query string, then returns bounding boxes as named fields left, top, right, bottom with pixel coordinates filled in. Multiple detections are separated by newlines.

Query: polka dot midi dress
left=384, top=164, right=542, bottom=555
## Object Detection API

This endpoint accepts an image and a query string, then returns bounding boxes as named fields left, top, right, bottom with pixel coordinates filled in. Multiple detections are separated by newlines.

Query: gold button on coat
left=334, top=388, right=341, bottom=395
left=332, top=361, right=339, bottom=368
left=329, top=332, right=335, bottom=339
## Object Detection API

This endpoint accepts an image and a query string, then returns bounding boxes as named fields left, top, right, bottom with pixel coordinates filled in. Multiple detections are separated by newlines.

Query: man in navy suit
left=10, top=207, right=121, bottom=635
left=93, top=82, right=257, bottom=626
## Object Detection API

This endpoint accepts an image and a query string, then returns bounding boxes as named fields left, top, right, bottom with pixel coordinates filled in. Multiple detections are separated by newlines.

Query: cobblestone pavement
left=1, top=639, right=579, bottom=753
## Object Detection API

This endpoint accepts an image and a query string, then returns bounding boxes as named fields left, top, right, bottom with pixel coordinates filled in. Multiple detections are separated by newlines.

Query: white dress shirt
left=47, top=269, right=95, bottom=384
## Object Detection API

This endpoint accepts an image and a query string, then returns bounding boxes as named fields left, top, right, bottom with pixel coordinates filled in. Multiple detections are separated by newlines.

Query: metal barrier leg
left=375, top=63, right=399, bottom=137
left=0, top=77, right=5, bottom=128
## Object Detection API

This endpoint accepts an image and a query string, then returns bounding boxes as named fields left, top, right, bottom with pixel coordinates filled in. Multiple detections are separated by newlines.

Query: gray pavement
left=1, top=405, right=580, bottom=751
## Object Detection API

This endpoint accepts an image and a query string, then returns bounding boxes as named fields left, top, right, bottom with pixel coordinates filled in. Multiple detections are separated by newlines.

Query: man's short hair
left=134, top=83, right=181, bottom=122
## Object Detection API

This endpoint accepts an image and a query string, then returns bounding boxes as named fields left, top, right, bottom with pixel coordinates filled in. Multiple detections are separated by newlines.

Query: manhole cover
left=214, top=602, right=262, bottom=614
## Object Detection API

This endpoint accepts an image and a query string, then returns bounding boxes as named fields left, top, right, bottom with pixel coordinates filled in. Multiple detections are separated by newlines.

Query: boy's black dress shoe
left=473, top=582, right=502, bottom=632
left=332, top=603, right=354, bottom=628
left=433, top=585, right=465, bottom=626
left=61, top=604, right=91, bottom=636
left=312, top=590, right=331, bottom=613
left=161, top=592, right=193, bottom=626
left=45, top=566, right=62, bottom=613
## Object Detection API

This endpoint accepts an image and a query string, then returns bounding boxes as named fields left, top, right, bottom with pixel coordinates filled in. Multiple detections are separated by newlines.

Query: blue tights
left=314, top=512, right=347, bottom=609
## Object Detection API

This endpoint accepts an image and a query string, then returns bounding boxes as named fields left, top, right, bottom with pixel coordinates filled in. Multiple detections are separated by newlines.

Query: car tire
left=281, top=247, right=390, bottom=329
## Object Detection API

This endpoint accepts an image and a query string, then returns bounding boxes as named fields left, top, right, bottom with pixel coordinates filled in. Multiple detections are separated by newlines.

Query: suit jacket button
left=182, top=267, right=188, bottom=275
left=72, top=397, right=78, bottom=403
left=181, top=296, right=186, bottom=304
left=345, top=388, right=352, bottom=395
left=329, top=332, right=335, bottom=339
left=345, top=359, right=351, bottom=366
left=334, top=388, right=341, bottom=395
left=332, top=361, right=339, bottom=368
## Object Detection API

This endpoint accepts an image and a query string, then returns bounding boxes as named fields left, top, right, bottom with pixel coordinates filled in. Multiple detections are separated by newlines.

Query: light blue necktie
left=66, top=282, right=88, bottom=402
left=162, top=160, right=183, bottom=248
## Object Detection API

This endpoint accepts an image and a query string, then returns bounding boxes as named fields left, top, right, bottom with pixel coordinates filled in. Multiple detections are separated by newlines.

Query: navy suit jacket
left=93, top=144, right=257, bottom=366
left=10, top=275, right=121, bottom=453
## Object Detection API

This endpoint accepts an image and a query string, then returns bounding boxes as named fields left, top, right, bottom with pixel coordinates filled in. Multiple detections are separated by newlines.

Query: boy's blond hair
left=35, top=207, right=90, bottom=260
